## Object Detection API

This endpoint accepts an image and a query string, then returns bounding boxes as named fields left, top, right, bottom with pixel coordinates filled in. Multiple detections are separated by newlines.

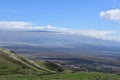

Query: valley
left=2, top=45, right=120, bottom=74
left=0, top=48, right=120, bottom=80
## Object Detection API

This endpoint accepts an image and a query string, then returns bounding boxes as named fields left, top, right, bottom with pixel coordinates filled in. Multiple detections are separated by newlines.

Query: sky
left=0, top=0, right=120, bottom=41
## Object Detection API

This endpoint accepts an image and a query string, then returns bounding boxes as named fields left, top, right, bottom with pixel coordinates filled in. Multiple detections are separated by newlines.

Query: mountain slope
left=0, top=48, right=55, bottom=75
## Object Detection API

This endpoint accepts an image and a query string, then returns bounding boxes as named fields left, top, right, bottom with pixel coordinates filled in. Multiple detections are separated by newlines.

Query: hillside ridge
left=0, top=48, right=55, bottom=75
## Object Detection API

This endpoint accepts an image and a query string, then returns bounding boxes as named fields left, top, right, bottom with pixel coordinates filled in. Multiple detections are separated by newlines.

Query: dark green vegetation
left=36, top=61, right=67, bottom=73
left=0, top=48, right=120, bottom=80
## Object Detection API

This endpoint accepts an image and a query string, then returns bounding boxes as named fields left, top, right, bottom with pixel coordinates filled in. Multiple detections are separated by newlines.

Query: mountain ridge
left=0, top=48, right=58, bottom=75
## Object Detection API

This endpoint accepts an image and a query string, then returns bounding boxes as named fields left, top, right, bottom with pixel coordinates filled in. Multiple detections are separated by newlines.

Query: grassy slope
left=0, top=48, right=55, bottom=75
left=0, top=72, right=120, bottom=80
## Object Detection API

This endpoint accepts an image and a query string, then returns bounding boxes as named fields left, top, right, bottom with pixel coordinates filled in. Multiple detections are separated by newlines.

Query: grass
left=0, top=48, right=55, bottom=75
left=0, top=72, right=120, bottom=80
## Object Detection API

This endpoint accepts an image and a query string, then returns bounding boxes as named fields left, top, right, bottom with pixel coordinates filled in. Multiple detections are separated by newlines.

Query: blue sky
left=0, top=0, right=120, bottom=41
left=0, top=0, right=119, bottom=29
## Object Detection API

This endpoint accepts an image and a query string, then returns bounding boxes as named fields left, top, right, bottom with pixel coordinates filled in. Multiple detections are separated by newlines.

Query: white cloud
left=0, top=21, right=32, bottom=30
left=64, top=29, right=120, bottom=41
left=0, top=21, right=67, bottom=31
left=100, top=9, right=120, bottom=21
left=0, top=21, right=120, bottom=41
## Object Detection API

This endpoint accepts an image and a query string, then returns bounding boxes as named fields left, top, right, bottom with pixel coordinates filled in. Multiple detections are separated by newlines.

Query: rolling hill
left=0, top=48, right=67, bottom=75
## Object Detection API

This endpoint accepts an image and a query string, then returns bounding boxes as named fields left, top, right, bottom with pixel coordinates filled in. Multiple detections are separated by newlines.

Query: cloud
left=0, top=21, right=67, bottom=31
left=0, top=21, right=120, bottom=41
left=0, top=21, right=32, bottom=30
left=66, top=29, right=120, bottom=41
left=100, top=9, right=120, bottom=21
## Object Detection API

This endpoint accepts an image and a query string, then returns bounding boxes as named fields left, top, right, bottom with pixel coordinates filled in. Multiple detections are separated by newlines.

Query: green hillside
left=0, top=48, right=57, bottom=75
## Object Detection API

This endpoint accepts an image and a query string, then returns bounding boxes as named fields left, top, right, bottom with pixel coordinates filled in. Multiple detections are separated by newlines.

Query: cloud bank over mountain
left=0, top=21, right=120, bottom=41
